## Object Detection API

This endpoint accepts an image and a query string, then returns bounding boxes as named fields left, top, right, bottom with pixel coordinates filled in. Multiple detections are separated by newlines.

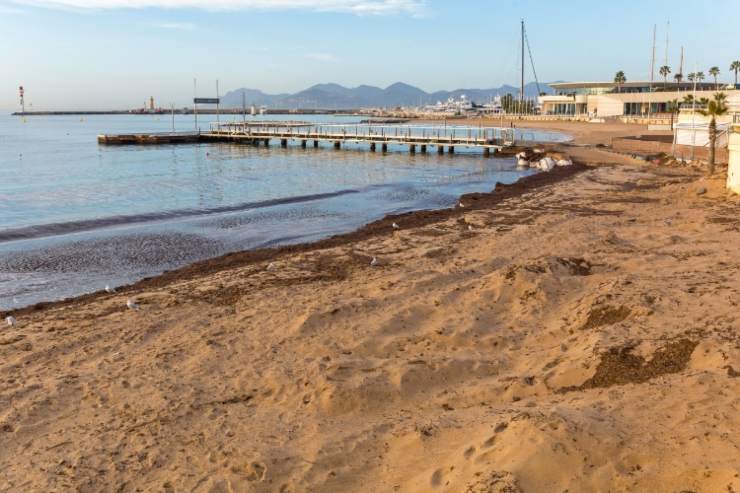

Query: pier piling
left=370, top=142, right=376, bottom=152
left=409, top=144, right=416, bottom=154
left=334, top=141, right=341, bottom=150
left=420, top=145, right=427, bottom=154
left=281, top=138, right=288, bottom=148
left=382, top=143, right=388, bottom=153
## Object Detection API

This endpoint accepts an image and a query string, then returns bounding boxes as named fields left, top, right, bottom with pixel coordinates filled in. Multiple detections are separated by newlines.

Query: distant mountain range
left=220, top=82, right=554, bottom=109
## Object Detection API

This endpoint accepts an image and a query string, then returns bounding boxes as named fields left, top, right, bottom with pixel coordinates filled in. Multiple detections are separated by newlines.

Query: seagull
left=6, top=316, right=16, bottom=327
left=105, top=285, right=116, bottom=294
left=266, top=262, right=276, bottom=271
left=458, top=202, right=465, bottom=208
left=392, top=222, right=400, bottom=230
left=468, top=225, right=474, bottom=231
left=126, top=299, right=140, bottom=311
left=370, top=257, right=379, bottom=267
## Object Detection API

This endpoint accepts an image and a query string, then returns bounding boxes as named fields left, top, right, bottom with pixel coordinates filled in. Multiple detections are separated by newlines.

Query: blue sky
left=1, top=0, right=738, bottom=110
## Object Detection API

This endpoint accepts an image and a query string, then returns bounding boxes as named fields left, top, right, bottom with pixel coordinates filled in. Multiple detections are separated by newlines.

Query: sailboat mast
left=664, top=20, right=670, bottom=68
left=649, top=24, right=656, bottom=92
left=520, top=19, right=525, bottom=112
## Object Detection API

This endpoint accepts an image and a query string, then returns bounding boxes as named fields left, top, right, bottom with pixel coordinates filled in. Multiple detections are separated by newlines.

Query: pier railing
left=205, top=122, right=538, bottom=148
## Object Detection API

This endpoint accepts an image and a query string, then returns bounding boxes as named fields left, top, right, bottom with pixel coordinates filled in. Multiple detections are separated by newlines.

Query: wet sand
left=1, top=123, right=739, bottom=492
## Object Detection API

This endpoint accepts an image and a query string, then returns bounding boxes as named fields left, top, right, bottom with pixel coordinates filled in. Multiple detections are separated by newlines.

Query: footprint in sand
left=246, top=462, right=267, bottom=482
left=431, top=468, right=444, bottom=487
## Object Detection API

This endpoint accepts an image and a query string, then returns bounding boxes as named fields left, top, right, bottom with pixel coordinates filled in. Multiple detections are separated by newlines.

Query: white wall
left=729, top=126, right=740, bottom=194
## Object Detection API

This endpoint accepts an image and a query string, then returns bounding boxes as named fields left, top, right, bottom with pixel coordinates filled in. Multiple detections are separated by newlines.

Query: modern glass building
left=539, top=81, right=722, bottom=117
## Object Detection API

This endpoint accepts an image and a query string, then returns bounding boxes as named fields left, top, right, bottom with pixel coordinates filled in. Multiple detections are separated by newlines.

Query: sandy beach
left=1, top=122, right=739, bottom=492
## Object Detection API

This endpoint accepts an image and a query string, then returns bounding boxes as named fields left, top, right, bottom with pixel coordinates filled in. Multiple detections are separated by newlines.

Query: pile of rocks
left=516, top=149, right=573, bottom=171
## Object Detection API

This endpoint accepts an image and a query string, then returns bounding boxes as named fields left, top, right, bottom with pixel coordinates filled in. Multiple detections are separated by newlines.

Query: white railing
left=206, top=122, right=533, bottom=145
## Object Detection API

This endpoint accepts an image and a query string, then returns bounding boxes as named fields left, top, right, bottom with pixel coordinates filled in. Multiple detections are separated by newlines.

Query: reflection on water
left=0, top=114, right=569, bottom=308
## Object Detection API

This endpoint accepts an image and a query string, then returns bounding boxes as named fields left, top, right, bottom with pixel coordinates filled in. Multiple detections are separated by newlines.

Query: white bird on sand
left=468, top=225, right=474, bottom=231
left=392, top=222, right=400, bottom=230
left=266, top=262, right=276, bottom=271
left=370, top=256, right=379, bottom=267
left=126, top=299, right=140, bottom=311
left=458, top=202, right=465, bottom=208
left=105, top=285, right=116, bottom=294
left=6, top=316, right=16, bottom=327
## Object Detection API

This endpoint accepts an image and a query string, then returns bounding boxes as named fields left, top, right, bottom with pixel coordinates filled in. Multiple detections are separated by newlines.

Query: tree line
left=613, top=60, right=740, bottom=91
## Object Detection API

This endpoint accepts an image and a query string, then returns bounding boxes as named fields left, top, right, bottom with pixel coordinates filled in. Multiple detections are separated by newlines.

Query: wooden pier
left=98, top=123, right=528, bottom=156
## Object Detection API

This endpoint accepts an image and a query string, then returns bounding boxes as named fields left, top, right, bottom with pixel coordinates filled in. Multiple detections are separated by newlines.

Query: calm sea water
left=0, top=114, right=568, bottom=309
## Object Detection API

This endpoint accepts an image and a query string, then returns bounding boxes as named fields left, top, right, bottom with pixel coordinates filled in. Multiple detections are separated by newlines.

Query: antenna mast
left=194, top=78, right=198, bottom=131
left=242, top=90, right=246, bottom=123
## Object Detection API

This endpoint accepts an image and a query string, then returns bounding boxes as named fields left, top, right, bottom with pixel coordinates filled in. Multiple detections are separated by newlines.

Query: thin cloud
left=155, top=21, right=197, bottom=30
left=0, top=4, right=27, bottom=12
left=305, top=52, right=338, bottom=63
left=12, top=0, right=425, bottom=15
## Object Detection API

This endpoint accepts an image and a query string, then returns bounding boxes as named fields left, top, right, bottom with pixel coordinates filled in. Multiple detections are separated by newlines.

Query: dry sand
left=1, top=124, right=739, bottom=492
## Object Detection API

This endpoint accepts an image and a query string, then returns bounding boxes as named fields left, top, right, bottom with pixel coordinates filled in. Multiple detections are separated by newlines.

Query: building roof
left=550, top=81, right=716, bottom=90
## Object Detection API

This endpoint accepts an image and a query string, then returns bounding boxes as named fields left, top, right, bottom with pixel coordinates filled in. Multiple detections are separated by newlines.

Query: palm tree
left=674, top=72, right=683, bottom=84
left=731, top=60, right=740, bottom=87
left=698, top=93, right=729, bottom=175
left=708, top=66, right=720, bottom=89
left=614, top=71, right=627, bottom=93
left=687, top=72, right=696, bottom=83
left=667, top=99, right=680, bottom=131
left=659, top=65, right=671, bottom=87
left=696, top=71, right=706, bottom=83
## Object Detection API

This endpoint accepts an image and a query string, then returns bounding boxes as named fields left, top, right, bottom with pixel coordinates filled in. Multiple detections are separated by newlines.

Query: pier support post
left=264, top=139, right=270, bottom=146
left=437, top=145, right=444, bottom=155
left=409, top=144, right=416, bottom=154
left=313, top=140, right=319, bottom=148
left=420, top=145, right=427, bottom=154
left=334, top=141, right=341, bottom=150
left=301, top=140, right=307, bottom=148
left=448, top=146, right=455, bottom=154
left=483, top=147, right=490, bottom=158
left=370, top=142, right=376, bottom=152
left=281, top=139, right=288, bottom=148
left=381, top=143, right=388, bottom=153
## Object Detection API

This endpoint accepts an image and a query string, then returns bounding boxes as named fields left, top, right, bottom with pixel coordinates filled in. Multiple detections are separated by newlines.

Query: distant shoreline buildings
left=538, top=81, right=736, bottom=117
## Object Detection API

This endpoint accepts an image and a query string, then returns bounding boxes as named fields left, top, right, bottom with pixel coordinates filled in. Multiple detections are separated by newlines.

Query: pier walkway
left=98, top=122, right=536, bottom=156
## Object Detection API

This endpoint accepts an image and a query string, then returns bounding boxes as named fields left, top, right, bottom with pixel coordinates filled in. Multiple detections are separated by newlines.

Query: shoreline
left=0, top=118, right=675, bottom=317
left=2, top=155, right=585, bottom=318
